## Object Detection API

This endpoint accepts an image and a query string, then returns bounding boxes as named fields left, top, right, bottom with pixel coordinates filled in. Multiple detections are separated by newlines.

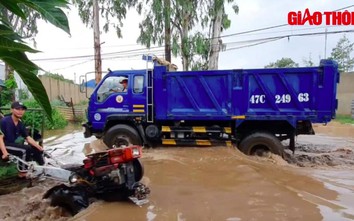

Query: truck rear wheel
left=104, top=124, right=142, bottom=148
left=238, top=132, right=283, bottom=157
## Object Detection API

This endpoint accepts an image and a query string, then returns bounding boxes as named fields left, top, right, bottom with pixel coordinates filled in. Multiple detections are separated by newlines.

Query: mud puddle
left=74, top=147, right=353, bottom=221
left=283, top=123, right=354, bottom=168
left=0, top=122, right=353, bottom=221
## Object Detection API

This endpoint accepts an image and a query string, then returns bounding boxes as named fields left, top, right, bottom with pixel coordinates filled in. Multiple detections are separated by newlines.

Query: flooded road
left=0, top=122, right=353, bottom=221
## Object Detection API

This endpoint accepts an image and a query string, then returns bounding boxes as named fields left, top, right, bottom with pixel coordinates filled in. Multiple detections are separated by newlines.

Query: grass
left=334, top=114, right=354, bottom=124
left=0, top=162, right=18, bottom=180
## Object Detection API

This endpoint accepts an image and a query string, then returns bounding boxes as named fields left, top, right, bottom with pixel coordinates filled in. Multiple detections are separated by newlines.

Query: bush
left=0, top=162, right=18, bottom=179
left=335, top=114, right=354, bottom=124
left=50, top=99, right=67, bottom=107
left=77, top=99, right=89, bottom=107
left=22, top=99, right=68, bottom=130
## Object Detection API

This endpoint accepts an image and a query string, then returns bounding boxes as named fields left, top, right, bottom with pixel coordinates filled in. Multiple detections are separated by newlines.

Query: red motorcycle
left=43, top=145, right=150, bottom=215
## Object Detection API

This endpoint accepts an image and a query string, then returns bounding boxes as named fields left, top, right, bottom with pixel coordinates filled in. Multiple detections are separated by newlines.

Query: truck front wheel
left=104, top=124, right=142, bottom=148
left=238, top=132, right=283, bottom=157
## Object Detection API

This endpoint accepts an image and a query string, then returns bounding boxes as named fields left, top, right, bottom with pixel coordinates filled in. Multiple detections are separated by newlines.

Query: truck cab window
left=133, top=76, right=144, bottom=93
left=96, top=76, right=128, bottom=102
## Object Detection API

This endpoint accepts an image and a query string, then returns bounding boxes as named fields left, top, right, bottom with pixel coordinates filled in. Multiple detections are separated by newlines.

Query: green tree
left=302, top=54, right=315, bottom=67
left=22, top=99, right=68, bottom=130
left=137, top=0, right=238, bottom=71
left=206, top=0, right=239, bottom=70
left=0, top=0, right=71, bottom=120
left=265, top=58, right=299, bottom=68
left=329, top=34, right=354, bottom=72
left=18, top=88, right=29, bottom=100
left=1, top=1, right=41, bottom=101
left=0, top=4, right=41, bottom=40
left=73, top=0, right=238, bottom=71
left=0, top=74, right=17, bottom=107
left=72, top=0, right=136, bottom=37
left=43, top=72, right=74, bottom=84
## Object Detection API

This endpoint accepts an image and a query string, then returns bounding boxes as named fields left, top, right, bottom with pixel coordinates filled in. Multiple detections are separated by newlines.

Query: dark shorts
left=4, top=143, right=44, bottom=169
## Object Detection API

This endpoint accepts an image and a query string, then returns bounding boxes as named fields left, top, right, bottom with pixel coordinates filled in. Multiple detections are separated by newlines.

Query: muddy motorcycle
left=10, top=145, right=150, bottom=215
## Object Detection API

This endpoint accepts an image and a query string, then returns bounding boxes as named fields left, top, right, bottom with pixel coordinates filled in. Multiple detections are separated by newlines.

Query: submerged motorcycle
left=10, top=145, right=150, bottom=215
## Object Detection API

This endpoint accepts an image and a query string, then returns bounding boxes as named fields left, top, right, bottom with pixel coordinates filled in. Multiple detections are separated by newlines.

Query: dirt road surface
left=0, top=122, right=353, bottom=221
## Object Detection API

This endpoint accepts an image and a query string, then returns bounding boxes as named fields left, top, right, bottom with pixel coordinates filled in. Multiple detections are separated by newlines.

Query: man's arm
left=0, top=134, right=9, bottom=160
left=19, top=121, right=43, bottom=151
left=0, top=118, right=8, bottom=136
left=25, top=136, right=43, bottom=152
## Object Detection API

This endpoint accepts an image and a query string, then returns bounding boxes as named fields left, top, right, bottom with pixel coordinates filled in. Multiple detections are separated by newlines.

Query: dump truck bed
left=154, top=60, right=339, bottom=124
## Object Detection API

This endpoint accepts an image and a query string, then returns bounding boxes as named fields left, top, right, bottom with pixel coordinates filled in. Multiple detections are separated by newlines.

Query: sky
left=26, top=0, right=354, bottom=83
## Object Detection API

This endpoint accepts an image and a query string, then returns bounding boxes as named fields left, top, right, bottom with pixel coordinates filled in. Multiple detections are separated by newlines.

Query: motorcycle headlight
left=69, top=173, right=79, bottom=184
left=132, top=147, right=140, bottom=157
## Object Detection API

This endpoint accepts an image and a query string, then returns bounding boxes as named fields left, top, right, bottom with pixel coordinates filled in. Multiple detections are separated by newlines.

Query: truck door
left=131, top=75, right=146, bottom=113
left=89, top=74, right=146, bottom=131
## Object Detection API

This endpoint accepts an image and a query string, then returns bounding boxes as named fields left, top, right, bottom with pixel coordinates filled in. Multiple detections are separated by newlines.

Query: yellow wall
left=337, top=72, right=354, bottom=115
left=39, top=75, right=93, bottom=105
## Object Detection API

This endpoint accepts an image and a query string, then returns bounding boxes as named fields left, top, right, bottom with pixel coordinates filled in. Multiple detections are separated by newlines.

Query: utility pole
left=164, top=0, right=171, bottom=62
left=208, top=8, right=223, bottom=70
left=324, top=28, right=328, bottom=59
left=93, top=0, right=102, bottom=85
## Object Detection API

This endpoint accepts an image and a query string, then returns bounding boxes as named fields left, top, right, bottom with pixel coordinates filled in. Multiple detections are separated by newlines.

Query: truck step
left=161, top=139, right=233, bottom=147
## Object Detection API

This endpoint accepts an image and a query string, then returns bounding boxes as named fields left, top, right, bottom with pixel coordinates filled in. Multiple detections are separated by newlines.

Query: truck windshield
left=96, top=75, right=128, bottom=102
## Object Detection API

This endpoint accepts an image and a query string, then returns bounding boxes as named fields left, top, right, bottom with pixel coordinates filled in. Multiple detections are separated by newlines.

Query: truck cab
left=84, top=69, right=147, bottom=142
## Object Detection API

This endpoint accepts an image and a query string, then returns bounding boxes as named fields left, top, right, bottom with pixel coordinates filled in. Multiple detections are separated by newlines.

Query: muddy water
left=0, top=123, right=353, bottom=221
left=75, top=148, right=338, bottom=221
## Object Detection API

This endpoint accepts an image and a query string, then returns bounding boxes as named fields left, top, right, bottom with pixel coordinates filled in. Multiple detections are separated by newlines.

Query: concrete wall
left=39, top=75, right=94, bottom=105
left=337, top=72, right=354, bottom=115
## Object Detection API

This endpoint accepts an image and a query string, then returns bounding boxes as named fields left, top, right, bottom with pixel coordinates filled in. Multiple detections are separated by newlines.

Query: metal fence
left=56, top=106, right=85, bottom=121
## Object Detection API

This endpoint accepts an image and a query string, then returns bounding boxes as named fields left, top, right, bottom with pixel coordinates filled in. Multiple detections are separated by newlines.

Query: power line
left=225, top=38, right=284, bottom=51
left=45, top=53, right=165, bottom=72
left=32, top=28, right=354, bottom=64
left=32, top=46, right=164, bottom=62
left=219, top=4, right=354, bottom=39
left=223, top=29, right=354, bottom=47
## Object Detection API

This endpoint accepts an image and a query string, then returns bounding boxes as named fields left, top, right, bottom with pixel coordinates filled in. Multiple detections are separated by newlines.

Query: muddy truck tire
left=239, top=132, right=284, bottom=157
left=103, top=124, right=142, bottom=148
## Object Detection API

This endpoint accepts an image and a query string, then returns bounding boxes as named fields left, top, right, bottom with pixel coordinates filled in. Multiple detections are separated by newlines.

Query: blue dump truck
left=83, top=57, right=339, bottom=156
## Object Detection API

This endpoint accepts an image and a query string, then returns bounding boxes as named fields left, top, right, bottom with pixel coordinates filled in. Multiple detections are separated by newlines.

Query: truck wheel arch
left=238, top=132, right=284, bottom=157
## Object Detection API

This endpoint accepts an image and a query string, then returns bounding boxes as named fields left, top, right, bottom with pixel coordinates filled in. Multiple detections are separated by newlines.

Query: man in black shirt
left=1, top=101, right=44, bottom=166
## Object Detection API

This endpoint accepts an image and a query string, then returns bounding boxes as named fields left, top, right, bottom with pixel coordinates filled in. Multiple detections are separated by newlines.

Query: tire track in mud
left=283, top=134, right=354, bottom=168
